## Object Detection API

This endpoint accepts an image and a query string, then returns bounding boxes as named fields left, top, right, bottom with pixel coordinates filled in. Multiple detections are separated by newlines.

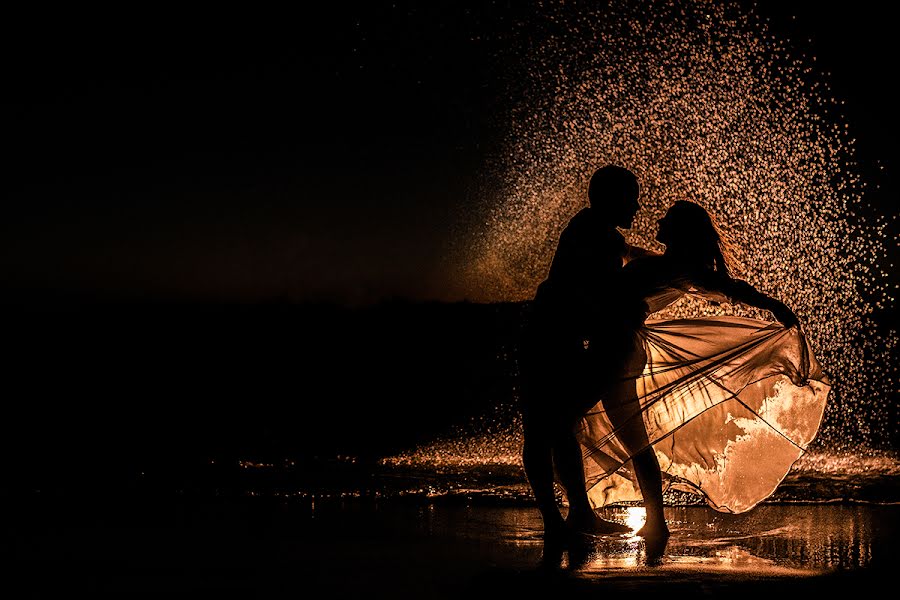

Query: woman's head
left=656, top=200, right=738, bottom=277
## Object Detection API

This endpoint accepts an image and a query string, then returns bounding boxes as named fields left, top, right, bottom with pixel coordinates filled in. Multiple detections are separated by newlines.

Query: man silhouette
left=519, top=165, right=642, bottom=536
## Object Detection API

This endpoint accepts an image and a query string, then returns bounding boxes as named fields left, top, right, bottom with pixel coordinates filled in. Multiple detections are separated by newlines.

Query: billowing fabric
left=578, top=316, right=830, bottom=514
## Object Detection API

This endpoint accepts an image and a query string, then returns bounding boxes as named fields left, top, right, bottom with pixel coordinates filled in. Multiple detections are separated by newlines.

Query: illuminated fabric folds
left=578, top=317, right=830, bottom=514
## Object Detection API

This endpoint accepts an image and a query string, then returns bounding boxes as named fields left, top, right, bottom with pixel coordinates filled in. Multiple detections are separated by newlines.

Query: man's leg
left=522, top=423, right=566, bottom=533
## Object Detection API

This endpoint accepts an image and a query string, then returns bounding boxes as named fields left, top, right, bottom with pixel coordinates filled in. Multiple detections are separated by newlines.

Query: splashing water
left=446, top=0, right=896, bottom=453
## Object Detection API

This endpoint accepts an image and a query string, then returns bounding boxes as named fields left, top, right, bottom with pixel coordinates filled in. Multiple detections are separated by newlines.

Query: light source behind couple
left=519, top=166, right=830, bottom=545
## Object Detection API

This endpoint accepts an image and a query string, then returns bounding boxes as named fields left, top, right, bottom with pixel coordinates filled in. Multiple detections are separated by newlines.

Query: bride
left=582, top=200, right=830, bottom=538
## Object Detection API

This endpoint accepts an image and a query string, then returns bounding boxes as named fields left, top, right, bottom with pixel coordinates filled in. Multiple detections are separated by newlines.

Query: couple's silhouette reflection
left=540, top=521, right=669, bottom=571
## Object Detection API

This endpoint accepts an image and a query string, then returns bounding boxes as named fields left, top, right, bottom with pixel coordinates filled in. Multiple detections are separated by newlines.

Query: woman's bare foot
left=643, top=529, right=669, bottom=566
left=637, top=519, right=670, bottom=565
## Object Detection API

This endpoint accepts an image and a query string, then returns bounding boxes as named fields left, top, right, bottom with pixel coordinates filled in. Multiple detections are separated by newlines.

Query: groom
left=519, top=165, right=643, bottom=536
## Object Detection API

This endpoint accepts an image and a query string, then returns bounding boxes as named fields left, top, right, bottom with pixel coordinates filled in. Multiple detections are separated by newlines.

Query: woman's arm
left=689, top=271, right=799, bottom=328
left=623, top=243, right=661, bottom=264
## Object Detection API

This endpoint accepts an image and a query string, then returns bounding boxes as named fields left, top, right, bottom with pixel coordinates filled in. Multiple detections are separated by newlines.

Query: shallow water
left=4, top=490, right=895, bottom=595
left=314, top=502, right=892, bottom=572
left=492, top=504, right=891, bottom=572
left=299, top=501, right=898, bottom=598
left=8, top=443, right=897, bottom=594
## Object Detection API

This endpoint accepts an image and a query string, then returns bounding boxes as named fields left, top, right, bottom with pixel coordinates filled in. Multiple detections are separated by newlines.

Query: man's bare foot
left=566, top=513, right=631, bottom=535
left=543, top=515, right=568, bottom=539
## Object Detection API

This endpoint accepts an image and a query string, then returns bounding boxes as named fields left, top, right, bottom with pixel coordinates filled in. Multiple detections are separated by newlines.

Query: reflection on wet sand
left=6, top=492, right=894, bottom=596
left=474, top=504, right=894, bottom=575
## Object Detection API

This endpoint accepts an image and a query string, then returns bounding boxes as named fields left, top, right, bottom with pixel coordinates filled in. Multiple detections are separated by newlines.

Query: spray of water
left=442, top=0, right=895, bottom=455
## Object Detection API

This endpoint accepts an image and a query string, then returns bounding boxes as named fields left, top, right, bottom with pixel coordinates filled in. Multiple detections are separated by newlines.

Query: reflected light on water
left=481, top=504, right=894, bottom=572
left=625, top=506, right=646, bottom=533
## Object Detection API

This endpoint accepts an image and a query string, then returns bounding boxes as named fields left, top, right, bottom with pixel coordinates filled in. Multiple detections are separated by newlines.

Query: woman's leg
left=553, top=425, right=630, bottom=533
left=605, top=344, right=668, bottom=536
left=554, top=347, right=630, bottom=534
left=630, top=445, right=667, bottom=533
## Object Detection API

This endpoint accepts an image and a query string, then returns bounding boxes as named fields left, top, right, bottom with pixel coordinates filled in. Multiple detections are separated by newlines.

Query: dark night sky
left=2, top=2, right=896, bottom=305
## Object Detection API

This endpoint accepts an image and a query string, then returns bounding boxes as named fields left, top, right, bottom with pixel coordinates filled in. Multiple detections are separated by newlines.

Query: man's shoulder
left=562, top=208, right=591, bottom=234
left=558, top=210, right=624, bottom=253
left=561, top=208, right=600, bottom=237
left=567, top=208, right=592, bottom=227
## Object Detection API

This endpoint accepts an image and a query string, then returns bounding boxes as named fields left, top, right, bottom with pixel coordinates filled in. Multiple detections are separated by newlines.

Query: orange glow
left=625, top=506, right=646, bottom=533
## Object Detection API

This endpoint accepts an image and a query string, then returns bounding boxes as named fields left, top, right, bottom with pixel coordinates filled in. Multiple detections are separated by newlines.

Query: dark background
left=0, top=3, right=896, bottom=493
left=3, top=301, right=525, bottom=493
left=2, top=2, right=896, bottom=304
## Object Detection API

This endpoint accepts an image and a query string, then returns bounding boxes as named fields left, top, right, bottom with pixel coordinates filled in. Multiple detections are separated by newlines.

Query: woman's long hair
left=664, top=200, right=741, bottom=278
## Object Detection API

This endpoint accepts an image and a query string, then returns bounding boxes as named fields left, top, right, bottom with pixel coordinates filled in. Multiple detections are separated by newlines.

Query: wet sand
left=2, top=493, right=896, bottom=597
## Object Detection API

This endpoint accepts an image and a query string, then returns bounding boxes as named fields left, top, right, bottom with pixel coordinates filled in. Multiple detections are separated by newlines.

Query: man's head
left=587, top=165, right=640, bottom=228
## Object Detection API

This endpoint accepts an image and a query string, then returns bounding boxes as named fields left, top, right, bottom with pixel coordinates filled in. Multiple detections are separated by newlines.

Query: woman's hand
left=771, top=302, right=799, bottom=328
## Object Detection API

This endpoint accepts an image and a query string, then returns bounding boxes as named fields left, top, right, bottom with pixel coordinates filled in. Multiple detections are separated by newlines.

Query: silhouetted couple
left=519, top=165, right=820, bottom=557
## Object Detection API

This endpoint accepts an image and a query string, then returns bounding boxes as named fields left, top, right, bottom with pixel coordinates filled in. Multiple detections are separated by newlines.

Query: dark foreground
left=2, top=492, right=896, bottom=598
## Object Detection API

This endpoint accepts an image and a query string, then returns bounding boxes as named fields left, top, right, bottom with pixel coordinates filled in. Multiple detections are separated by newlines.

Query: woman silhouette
left=584, top=200, right=829, bottom=539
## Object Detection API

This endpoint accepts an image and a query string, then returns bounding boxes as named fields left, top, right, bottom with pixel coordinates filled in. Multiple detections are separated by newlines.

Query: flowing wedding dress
left=577, top=269, right=831, bottom=514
